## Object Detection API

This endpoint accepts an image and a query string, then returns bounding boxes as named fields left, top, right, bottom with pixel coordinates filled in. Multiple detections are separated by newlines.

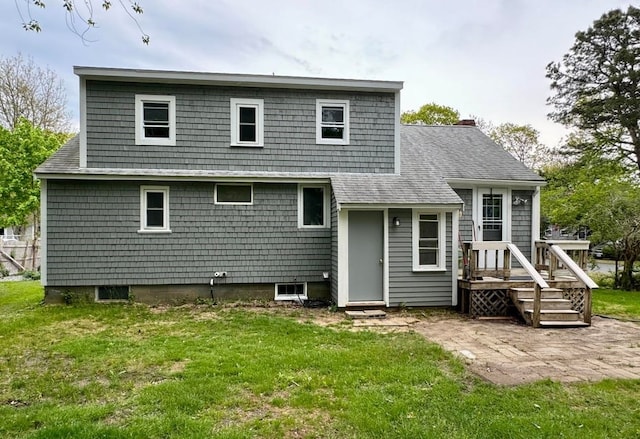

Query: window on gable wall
left=230, top=98, right=264, bottom=147
left=139, top=186, right=171, bottom=233
left=316, top=99, right=349, bottom=145
left=412, top=211, right=445, bottom=271
left=135, top=95, right=176, bottom=146
left=298, top=185, right=329, bottom=228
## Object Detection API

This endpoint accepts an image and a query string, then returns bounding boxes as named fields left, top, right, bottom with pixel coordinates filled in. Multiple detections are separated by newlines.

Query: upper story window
left=298, top=184, right=329, bottom=228
left=412, top=211, right=446, bottom=271
left=135, top=95, right=176, bottom=146
left=230, top=98, right=264, bottom=147
left=139, top=186, right=171, bottom=233
left=215, top=183, right=253, bottom=205
left=316, top=99, right=349, bottom=145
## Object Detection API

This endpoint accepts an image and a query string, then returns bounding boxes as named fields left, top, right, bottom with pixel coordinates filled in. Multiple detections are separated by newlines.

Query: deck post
left=533, top=283, right=542, bottom=328
left=584, top=287, right=592, bottom=324
left=504, top=247, right=511, bottom=281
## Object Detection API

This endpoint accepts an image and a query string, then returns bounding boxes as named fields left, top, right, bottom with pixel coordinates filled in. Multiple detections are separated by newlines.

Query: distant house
left=35, top=67, right=545, bottom=305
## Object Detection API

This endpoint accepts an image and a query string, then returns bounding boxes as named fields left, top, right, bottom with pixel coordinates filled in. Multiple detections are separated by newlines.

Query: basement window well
left=96, top=286, right=130, bottom=302
left=275, top=283, right=307, bottom=301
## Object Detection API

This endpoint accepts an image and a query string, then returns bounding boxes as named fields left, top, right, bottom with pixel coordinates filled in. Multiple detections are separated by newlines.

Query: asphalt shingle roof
left=401, top=124, right=545, bottom=183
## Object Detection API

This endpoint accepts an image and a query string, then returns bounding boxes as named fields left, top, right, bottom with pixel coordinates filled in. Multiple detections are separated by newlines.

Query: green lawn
left=1, top=282, right=639, bottom=438
left=592, top=288, right=640, bottom=320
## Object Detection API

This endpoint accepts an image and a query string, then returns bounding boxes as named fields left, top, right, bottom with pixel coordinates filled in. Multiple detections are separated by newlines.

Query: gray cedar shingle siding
left=46, top=180, right=330, bottom=286
left=388, top=209, right=453, bottom=306
left=455, top=189, right=474, bottom=241
left=85, top=81, right=396, bottom=173
left=511, top=190, right=533, bottom=260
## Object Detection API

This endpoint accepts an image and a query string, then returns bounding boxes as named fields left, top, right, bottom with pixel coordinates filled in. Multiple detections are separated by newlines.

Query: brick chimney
left=455, top=119, right=476, bottom=126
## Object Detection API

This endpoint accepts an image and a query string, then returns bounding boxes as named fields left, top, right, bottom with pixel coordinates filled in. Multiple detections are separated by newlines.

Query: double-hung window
left=139, top=186, right=170, bottom=233
left=135, top=95, right=176, bottom=146
left=230, top=98, right=264, bottom=147
left=298, top=185, right=329, bottom=228
left=412, top=211, right=445, bottom=271
left=316, top=99, right=349, bottom=145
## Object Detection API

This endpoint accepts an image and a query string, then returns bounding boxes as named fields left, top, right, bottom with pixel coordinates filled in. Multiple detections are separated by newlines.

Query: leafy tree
left=489, top=123, right=547, bottom=170
left=0, top=53, right=70, bottom=132
left=541, top=155, right=640, bottom=289
left=546, top=6, right=640, bottom=172
left=0, top=120, right=70, bottom=264
left=401, top=103, right=460, bottom=125
left=15, top=0, right=149, bottom=44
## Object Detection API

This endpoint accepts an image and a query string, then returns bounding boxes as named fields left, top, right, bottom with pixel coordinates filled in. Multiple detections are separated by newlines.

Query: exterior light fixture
left=392, top=217, right=400, bottom=227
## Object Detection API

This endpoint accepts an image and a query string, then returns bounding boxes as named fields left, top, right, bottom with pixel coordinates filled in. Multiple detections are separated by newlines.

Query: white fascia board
left=447, top=178, right=546, bottom=188
left=33, top=171, right=332, bottom=184
left=73, top=66, right=403, bottom=93
left=338, top=203, right=462, bottom=210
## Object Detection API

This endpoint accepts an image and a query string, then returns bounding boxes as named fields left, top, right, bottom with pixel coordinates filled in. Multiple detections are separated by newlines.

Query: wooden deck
left=458, top=241, right=596, bottom=327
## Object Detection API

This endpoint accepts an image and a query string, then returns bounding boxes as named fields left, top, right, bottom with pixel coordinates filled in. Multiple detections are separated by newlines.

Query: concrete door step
left=345, top=310, right=387, bottom=319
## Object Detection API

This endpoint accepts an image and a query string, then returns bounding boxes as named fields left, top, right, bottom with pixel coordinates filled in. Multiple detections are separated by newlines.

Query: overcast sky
left=0, top=0, right=633, bottom=146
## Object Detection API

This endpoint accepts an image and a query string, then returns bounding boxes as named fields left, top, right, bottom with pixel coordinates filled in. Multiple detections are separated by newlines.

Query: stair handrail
left=547, top=245, right=598, bottom=289
left=548, top=244, right=597, bottom=325
left=507, top=243, right=549, bottom=327
left=506, top=243, right=549, bottom=289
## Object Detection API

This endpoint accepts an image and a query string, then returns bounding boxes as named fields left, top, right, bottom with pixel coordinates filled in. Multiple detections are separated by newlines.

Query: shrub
left=589, top=272, right=616, bottom=288
left=21, top=270, right=41, bottom=280
left=0, top=265, right=9, bottom=278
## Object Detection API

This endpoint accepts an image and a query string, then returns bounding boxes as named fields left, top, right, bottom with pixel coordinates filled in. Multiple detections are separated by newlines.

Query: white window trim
left=298, top=184, right=330, bottom=229
left=316, top=99, right=350, bottom=145
left=412, top=210, right=446, bottom=272
left=139, top=186, right=171, bottom=234
left=214, top=183, right=254, bottom=205
left=274, top=282, right=308, bottom=302
left=135, top=95, right=176, bottom=146
left=230, top=98, right=264, bottom=147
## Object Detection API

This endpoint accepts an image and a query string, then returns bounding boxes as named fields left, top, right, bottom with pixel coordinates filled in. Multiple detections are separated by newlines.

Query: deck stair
left=509, top=287, right=589, bottom=328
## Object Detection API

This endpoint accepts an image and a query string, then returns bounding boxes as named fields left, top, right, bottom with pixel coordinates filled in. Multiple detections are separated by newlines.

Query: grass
left=592, top=288, right=640, bottom=320
left=1, top=282, right=639, bottom=438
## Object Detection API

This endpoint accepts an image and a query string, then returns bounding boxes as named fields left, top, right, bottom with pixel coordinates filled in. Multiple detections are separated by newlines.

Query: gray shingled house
left=35, top=67, right=545, bottom=307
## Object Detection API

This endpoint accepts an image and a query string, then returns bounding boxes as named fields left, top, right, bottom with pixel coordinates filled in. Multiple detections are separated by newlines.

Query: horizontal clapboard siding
left=388, top=209, right=453, bottom=306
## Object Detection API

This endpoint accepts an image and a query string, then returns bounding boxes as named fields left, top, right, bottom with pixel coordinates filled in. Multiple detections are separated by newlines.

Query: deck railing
left=462, top=241, right=512, bottom=280
left=547, top=244, right=598, bottom=325
left=535, top=240, right=589, bottom=278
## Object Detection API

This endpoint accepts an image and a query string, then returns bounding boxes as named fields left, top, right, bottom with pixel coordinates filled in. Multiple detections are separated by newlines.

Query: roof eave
left=73, top=66, right=404, bottom=93
left=446, top=178, right=546, bottom=188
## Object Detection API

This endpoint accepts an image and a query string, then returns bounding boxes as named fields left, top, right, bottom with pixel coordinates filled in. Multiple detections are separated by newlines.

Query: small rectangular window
left=230, top=98, right=264, bottom=147
left=412, top=211, right=445, bottom=271
left=139, top=186, right=170, bottom=233
left=316, top=99, right=349, bottom=145
left=135, top=95, right=176, bottom=146
left=96, top=286, right=129, bottom=301
left=298, top=185, right=329, bottom=228
left=275, top=283, right=307, bottom=301
left=215, top=184, right=253, bottom=205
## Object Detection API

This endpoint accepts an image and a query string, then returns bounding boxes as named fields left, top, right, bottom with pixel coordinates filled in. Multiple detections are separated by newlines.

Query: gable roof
left=401, top=124, right=545, bottom=184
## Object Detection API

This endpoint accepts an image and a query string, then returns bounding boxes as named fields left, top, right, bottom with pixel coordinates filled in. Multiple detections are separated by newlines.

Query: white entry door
left=476, top=189, right=508, bottom=268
